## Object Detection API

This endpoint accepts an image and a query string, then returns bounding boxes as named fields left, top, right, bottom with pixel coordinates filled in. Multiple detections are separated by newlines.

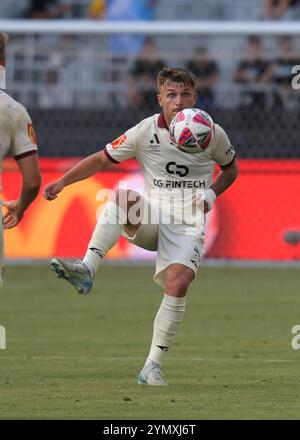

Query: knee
left=165, top=264, right=195, bottom=296
left=115, top=189, right=141, bottom=210
left=165, top=272, right=194, bottom=297
left=111, top=189, right=130, bottom=224
left=114, top=189, right=128, bottom=208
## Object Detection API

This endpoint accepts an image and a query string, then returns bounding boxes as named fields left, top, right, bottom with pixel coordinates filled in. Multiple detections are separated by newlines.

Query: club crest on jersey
left=27, top=124, right=37, bottom=145
left=111, top=133, right=127, bottom=150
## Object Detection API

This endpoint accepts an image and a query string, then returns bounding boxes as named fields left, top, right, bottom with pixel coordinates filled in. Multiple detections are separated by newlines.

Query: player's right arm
left=44, top=125, right=138, bottom=201
left=43, top=150, right=112, bottom=201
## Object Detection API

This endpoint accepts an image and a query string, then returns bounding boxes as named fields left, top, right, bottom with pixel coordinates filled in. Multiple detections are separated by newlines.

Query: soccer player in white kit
left=43, top=67, right=238, bottom=385
left=0, top=32, right=41, bottom=286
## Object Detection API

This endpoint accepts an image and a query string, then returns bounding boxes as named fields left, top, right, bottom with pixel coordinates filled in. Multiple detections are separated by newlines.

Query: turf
left=0, top=265, right=300, bottom=419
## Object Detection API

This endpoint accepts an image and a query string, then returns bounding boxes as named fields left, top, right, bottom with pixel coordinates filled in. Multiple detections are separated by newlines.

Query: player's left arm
left=201, top=125, right=238, bottom=213
left=201, top=158, right=238, bottom=214
left=210, top=157, right=238, bottom=197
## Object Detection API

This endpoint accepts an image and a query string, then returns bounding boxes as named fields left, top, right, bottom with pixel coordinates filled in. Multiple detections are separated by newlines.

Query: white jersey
left=0, top=90, right=38, bottom=191
left=105, top=113, right=235, bottom=227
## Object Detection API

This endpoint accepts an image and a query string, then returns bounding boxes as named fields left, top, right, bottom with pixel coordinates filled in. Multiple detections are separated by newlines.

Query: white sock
left=147, top=294, right=186, bottom=366
left=83, top=201, right=127, bottom=275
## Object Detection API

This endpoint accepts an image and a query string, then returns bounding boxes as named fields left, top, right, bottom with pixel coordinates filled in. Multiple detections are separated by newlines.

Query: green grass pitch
left=0, top=264, right=300, bottom=419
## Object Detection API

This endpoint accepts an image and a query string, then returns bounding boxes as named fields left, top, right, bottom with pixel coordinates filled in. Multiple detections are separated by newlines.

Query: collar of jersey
left=158, top=113, right=169, bottom=130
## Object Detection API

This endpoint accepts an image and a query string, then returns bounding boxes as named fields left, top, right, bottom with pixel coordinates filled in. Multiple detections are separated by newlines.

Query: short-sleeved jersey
left=105, top=113, right=235, bottom=226
left=0, top=90, right=38, bottom=191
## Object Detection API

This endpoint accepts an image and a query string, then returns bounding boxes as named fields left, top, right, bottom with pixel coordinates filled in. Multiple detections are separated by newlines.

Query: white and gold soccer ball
left=169, top=108, right=215, bottom=154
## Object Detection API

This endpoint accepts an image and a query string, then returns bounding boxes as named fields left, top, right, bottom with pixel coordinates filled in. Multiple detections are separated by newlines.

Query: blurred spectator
left=156, top=0, right=224, bottom=20
left=87, top=0, right=158, bottom=56
left=272, top=36, right=300, bottom=109
left=0, top=0, right=29, bottom=18
left=223, top=0, right=261, bottom=20
left=186, top=46, right=220, bottom=110
left=127, top=37, right=163, bottom=111
left=28, top=0, right=71, bottom=19
left=234, top=36, right=276, bottom=109
left=263, top=0, right=300, bottom=20
left=38, top=64, right=73, bottom=108
left=87, top=0, right=105, bottom=18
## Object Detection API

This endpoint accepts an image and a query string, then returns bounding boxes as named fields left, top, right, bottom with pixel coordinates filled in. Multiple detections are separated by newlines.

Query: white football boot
left=50, top=258, right=94, bottom=294
left=138, top=360, right=167, bottom=386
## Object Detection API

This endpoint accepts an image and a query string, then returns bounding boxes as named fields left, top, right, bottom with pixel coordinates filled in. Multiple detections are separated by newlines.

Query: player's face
left=157, top=81, right=197, bottom=126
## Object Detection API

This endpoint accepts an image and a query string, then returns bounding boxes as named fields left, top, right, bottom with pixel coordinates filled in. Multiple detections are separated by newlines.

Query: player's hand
left=203, top=200, right=209, bottom=214
left=43, top=180, right=64, bottom=201
left=194, top=189, right=216, bottom=214
left=2, top=200, right=24, bottom=229
left=193, top=197, right=209, bottom=214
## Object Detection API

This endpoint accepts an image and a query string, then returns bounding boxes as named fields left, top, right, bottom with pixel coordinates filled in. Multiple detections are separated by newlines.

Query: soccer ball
left=169, top=108, right=214, bottom=154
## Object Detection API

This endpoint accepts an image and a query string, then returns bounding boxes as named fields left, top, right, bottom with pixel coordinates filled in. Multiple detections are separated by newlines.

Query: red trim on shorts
left=14, top=150, right=37, bottom=161
left=220, top=156, right=236, bottom=169
left=158, top=113, right=169, bottom=130
left=104, top=147, right=119, bottom=164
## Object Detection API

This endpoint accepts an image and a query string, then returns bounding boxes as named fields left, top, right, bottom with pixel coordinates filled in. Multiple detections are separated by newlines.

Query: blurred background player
left=43, top=67, right=238, bottom=385
left=0, top=32, right=41, bottom=285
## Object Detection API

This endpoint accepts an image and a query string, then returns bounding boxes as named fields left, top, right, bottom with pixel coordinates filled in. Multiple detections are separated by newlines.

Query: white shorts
left=121, top=196, right=204, bottom=288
